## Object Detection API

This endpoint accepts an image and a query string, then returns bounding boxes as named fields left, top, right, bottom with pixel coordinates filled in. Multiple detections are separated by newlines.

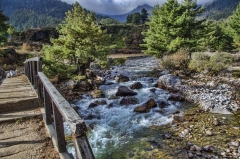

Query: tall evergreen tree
left=0, top=5, right=9, bottom=46
left=141, top=0, right=205, bottom=58
left=42, top=2, right=111, bottom=75
left=132, top=12, right=141, bottom=25
left=228, top=3, right=240, bottom=49
left=126, top=14, right=133, bottom=23
left=141, top=8, right=148, bottom=24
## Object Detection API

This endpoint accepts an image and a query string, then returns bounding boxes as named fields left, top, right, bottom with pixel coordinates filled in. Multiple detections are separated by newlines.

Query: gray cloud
left=62, top=0, right=211, bottom=15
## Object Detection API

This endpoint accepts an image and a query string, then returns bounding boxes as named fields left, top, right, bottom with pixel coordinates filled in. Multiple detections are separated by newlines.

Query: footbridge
left=0, top=57, right=94, bottom=159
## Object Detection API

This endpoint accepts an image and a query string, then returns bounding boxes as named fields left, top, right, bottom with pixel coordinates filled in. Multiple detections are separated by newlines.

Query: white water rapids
left=65, top=57, right=184, bottom=158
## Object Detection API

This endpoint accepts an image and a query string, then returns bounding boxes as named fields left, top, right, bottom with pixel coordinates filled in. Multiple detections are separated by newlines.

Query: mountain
left=202, top=0, right=240, bottom=20
left=107, top=4, right=153, bottom=22
left=1, top=0, right=111, bottom=31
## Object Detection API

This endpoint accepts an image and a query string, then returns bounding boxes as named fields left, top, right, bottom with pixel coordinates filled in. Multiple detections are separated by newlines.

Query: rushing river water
left=65, top=57, right=187, bottom=158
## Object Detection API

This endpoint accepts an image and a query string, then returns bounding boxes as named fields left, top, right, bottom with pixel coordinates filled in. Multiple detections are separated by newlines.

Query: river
left=65, top=56, right=192, bottom=158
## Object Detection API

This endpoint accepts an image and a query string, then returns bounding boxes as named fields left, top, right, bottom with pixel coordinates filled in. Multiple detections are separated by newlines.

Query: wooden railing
left=24, top=57, right=94, bottom=159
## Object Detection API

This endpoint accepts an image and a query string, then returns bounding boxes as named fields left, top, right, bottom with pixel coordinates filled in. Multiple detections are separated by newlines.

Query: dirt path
left=0, top=115, right=60, bottom=159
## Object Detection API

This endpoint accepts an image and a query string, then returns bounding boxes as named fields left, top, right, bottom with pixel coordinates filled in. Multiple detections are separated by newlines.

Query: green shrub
left=188, top=52, right=210, bottom=72
left=207, top=52, right=233, bottom=75
left=161, top=50, right=190, bottom=70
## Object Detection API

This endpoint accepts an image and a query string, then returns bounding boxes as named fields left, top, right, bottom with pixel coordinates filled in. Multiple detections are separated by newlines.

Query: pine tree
left=0, top=5, right=9, bottom=46
left=132, top=13, right=141, bottom=25
left=141, top=0, right=205, bottom=58
left=203, top=21, right=233, bottom=52
left=228, top=3, right=240, bottom=49
left=141, top=8, right=148, bottom=24
left=126, top=14, right=133, bottom=23
left=42, top=2, right=111, bottom=76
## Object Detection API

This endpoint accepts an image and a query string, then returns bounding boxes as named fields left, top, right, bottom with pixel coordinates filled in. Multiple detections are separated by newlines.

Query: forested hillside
left=202, top=0, right=240, bottom=20
left=1, top=0, right=111, bottom=31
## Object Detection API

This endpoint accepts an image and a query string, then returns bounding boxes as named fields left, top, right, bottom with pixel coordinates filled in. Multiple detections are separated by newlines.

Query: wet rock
left=168, top=94, right=185, bottom=101
left=116, top=86, right=137, bottom=96
left=130, top=82, right=143, bottom=89
left=173, top=114, right=185, bottom=123
left=115, top=74, right=130, bottom=82
left=134, top=98, right=157, bottom=113
left=149, top=88, right=156, bottom=92
left=120, top=97, right=139, bottom=105
left=85, top=114, right=100, bottom=120
left=94, top=100, right=107, bottom=106
left=157, top=74, right=181, bottom=90
left=157, top=100, right=168, bottom=108
left=88, top=100, right=107, bottom=108
left=88, top=103, right=98, bottom=108
left=91, top=89, right=106, bottom=98
left=107, top=103, right=114, bottom=108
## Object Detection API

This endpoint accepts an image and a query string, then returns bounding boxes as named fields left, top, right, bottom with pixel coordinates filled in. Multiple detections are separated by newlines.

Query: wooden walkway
left=0, top=75, right=59, bottom=158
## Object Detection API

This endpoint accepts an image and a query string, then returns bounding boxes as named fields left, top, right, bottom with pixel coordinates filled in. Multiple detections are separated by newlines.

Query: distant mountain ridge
left=1, top=0, right=111, bottom=31
left=202, top=0, right=240, bottom=20
left=107, top=4, right=153, bottom=22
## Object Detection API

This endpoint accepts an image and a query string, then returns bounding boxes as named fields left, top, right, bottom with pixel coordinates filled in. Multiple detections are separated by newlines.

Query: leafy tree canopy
left=141, top=0, right=205, bottom=58
left=228, top=3, right=240, bottom=49
left=42, top=2, right=111, bottom=76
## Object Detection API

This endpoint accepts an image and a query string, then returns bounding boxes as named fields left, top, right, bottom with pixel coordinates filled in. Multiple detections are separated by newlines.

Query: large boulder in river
left=120, top=97, right=139, bottom=105
left=130, top=82, right=143, bottom=89
left=158, top=74, right=181, bottom=91
left=134, top=98, right=157, bottom=113
left=116, top=86, right=137, bottom=96
left=115, top=74, right=130, bottom=82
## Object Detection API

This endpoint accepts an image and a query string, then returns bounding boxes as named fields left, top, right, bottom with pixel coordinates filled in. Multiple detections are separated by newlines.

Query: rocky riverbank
left=157, top=72, right=240, bottom=114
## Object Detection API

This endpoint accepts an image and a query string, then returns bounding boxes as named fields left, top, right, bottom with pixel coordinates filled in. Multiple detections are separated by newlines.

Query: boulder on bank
left=116, top=86, right=137, bottom=96
left=134, top=98, right=157, bottom=113
left=115, top=74, right=130, bottom=82
left=91, top=89, right=106, bottom=98
left=120, top=97, right=139, bottom=105
left=168, top=94, right=185, bottom=101
left=130, top=82, right=143, bottom=89
left=158, top=74, right=181, bottom=90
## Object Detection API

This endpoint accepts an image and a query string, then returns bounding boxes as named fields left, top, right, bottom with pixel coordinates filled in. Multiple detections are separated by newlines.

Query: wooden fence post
left=43, top=88, right=52, bottom=125
left=52, top=102, right=67, bottom=153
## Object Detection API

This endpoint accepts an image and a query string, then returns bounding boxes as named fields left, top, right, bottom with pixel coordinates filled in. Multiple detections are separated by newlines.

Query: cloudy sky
left=62, top=0, right=210, bottom=15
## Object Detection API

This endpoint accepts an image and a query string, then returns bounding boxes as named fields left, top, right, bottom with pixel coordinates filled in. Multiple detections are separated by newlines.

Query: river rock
left=88, top=100, right=107, bottom=108
left=157, top=100, right=168, bottom=108
left=66, top=80, right=75, bottom=89
left=120, top=97, right=139, bottom=105
left=134, top=98, right=157, bottom=113
left=130, top=82, right=143, bottom=89
left=116, top=86, right=137, bottom=96
left=202, top=145, right=215, bottom=152
left=91, top=89, right=106, bottom=98
left=157, top=74, right=181, bottom=90
left=168, top=94, right=185, bottom=101
left=115, top=74, right=130, bottom=82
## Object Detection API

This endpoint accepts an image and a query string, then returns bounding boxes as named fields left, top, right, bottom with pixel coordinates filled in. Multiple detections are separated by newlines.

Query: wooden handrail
left=24, top=58, right=95, bottom=159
